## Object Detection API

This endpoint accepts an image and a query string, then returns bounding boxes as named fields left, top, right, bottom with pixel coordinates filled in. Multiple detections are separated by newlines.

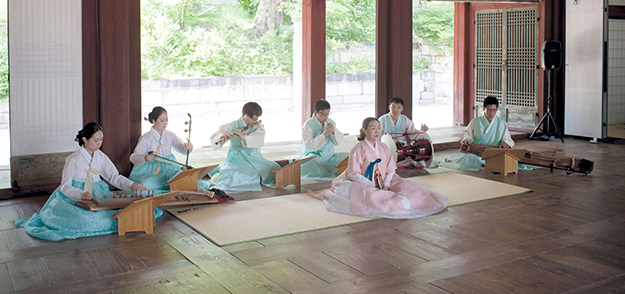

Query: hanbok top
left=130, top=127, right=190, bottom=167
left=459, top=114, right=514, bottom=147
left=210, top=117, right=266, bottom=151
left=378, top=113, right=419, bottom=145
left=208, top=117, right=280, bottom=191
left=300, top=115, right=349, bottom=180
left=62, top=147, right=134, bottom=201
left=302, top=115, right=344, bottom=157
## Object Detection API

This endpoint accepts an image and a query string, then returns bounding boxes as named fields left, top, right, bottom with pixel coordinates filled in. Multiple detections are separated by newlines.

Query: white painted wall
left=8, top=0, right=83, bottom=156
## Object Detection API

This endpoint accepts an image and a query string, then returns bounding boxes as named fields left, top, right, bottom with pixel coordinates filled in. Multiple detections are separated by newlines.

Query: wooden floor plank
left=392, top=283, right=457, bottom=294
left=252, top=259, right=328, bottom=292
left=430, top=276, right=501, bottom=294
left=2, top=228, right=48, bottom=251
left=25, top=261, right=200, bottom=294
left=520, top=256, right=605, bottom=286
left=562, top=274, right=625, bottom=294
left=385, top=234, right=456, bottom=262
left=112, top=283, right=171, bottom=294
left=0, top=207, right=18, bottom=231
left=0, top=233, right=120, bottom=264
left=322, top=242, right=428, bottom=275
left=158, top=270, right=231, bottom=294
left=0, top=263, right=12, bottom=294
left=537, top=249, right=624, bottom=278
left=487, top=258, right=580, bottom=292
left=157, top=221, right=289, bottom=293
left=287, top=251, right=366, bottom=283
left=119, top=235, right=187, bottom=268
left=6, top=258, right=52, bottom=291
left=42, top=251, right=96, bottom=285
left=80, top=245, right=147, bottom=277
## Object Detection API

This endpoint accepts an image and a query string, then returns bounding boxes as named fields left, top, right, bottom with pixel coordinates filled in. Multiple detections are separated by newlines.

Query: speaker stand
left=529, top=69, right=564, bottom=143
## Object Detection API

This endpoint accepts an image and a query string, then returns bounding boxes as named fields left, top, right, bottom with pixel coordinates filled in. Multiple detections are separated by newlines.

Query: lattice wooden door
left=475, top=7, right=538, bottom=129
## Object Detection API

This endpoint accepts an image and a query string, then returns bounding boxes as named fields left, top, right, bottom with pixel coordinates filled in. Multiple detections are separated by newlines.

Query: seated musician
left=208, top=102, right=280, bottom=191
left=378, top=97, right=429, bottom=146
left=307, top=117, right=447, bottom=219
left=457, top=96, right=514, bottom=170
left=300, top=99, right=349, bottom=180
left=15, top=122, right=156, bottom=241
left=129, top=106, right=210, bottom=191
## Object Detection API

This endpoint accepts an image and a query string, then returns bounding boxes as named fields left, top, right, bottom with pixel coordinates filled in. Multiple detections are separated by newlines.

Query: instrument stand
left=529, top=69, right=564, bottom=143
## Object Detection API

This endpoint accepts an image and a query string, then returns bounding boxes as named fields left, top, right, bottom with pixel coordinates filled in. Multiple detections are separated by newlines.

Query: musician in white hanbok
left=129, top=107, right=210, bottom=191
left=16, top=122, right=156, bottom=241
left=208, top=102, right=280, bottom=191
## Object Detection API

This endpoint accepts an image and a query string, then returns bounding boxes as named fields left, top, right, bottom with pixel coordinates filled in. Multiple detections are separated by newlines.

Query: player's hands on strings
left=461, top=138, right=470, bottom=146
left=500, top=142, right=511, bottom=149
left=131, top=183, right=148, bottom=190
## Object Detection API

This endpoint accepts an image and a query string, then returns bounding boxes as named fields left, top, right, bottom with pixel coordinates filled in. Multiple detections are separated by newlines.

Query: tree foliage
left=140, top=0, right=453, bottom=79
left=413, top=2, right=454, bottom=49
left=141, top=0, right=292, bottom=79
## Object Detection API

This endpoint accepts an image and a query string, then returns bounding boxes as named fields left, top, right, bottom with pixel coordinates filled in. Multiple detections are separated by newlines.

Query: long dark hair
left=75, top=122, right=103, bottom=146
left=148, top=106, right=167, bottom=123
left=357, top=117, right=378, bottom=141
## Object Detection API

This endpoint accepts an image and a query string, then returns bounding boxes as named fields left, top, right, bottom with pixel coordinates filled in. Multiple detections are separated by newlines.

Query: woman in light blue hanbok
left=457, top=96, right=515, bottom=171
left=300, top=100, right=349, bottom=180
left=15, top=122, right=157, bottom=241
left=208, top=102, right=280, bottom=191
left=129, top=107, right=210, bottom=191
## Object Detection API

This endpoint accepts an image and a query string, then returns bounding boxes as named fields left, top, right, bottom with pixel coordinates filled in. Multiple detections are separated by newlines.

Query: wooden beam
left=453, top=3, right=472, bottom=125
left=83, top=0, right=142, bottom=176
left=82, top=0, right=99, bottom=124
left=376, top=0, right=413, bottom=119
left=302, top=0, right=326, bottom=123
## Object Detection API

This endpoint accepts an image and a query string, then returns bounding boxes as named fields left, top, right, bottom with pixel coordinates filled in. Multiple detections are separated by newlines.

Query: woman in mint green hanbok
left=129, top=107, right=210, bottom=191
left=15, top=122, right=156, bottom=241
left=457, top=96, right=515, bottom=171
left=300, top=99, right=349, bottom=180
left=208, top=102, right=280, bottom=191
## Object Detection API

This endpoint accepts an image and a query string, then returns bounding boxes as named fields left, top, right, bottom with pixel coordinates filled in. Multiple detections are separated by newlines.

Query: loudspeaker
left=541, top=40, right=562, bottom=70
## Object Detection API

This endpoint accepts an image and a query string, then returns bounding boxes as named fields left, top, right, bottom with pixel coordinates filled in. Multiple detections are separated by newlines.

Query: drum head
left=414, top=132, right=434, bottom=167
left=381, top=133, right=398, bottom=163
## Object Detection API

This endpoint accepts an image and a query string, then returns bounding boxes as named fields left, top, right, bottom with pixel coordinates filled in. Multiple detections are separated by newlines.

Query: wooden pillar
left=453, top=3, right=473, bottom=125
left=82, top=0, right=142, bottom=176
left=376, top=0, right=413, bottom=119
left=302, top=0, right=326, bottom=123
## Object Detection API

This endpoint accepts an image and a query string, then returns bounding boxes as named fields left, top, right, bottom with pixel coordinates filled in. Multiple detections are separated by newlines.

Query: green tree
left=413, top=2, right=454, bottom=50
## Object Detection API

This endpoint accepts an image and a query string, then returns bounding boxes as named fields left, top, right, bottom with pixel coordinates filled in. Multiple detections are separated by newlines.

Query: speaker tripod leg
left=529, top=111, right=549, bottom=140
left=546, top=112, right=565, bottom=143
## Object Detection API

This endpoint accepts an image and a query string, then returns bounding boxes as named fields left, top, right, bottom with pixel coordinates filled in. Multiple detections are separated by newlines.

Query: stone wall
left=140, top=71, right=447, bottom=146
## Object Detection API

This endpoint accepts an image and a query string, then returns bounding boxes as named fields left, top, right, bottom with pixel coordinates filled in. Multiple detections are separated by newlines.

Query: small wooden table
left=482, top=148, right=527, bottom=176
left=272, top=156, right=317, bottom=188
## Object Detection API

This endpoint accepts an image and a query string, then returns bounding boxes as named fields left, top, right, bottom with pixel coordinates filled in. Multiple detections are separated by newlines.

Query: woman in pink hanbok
left=307, top=117, right=447, bottom=219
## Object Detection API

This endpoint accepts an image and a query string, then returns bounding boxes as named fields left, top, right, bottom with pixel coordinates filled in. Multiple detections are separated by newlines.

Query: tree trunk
left=252, top=0, right=287, bottom=36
